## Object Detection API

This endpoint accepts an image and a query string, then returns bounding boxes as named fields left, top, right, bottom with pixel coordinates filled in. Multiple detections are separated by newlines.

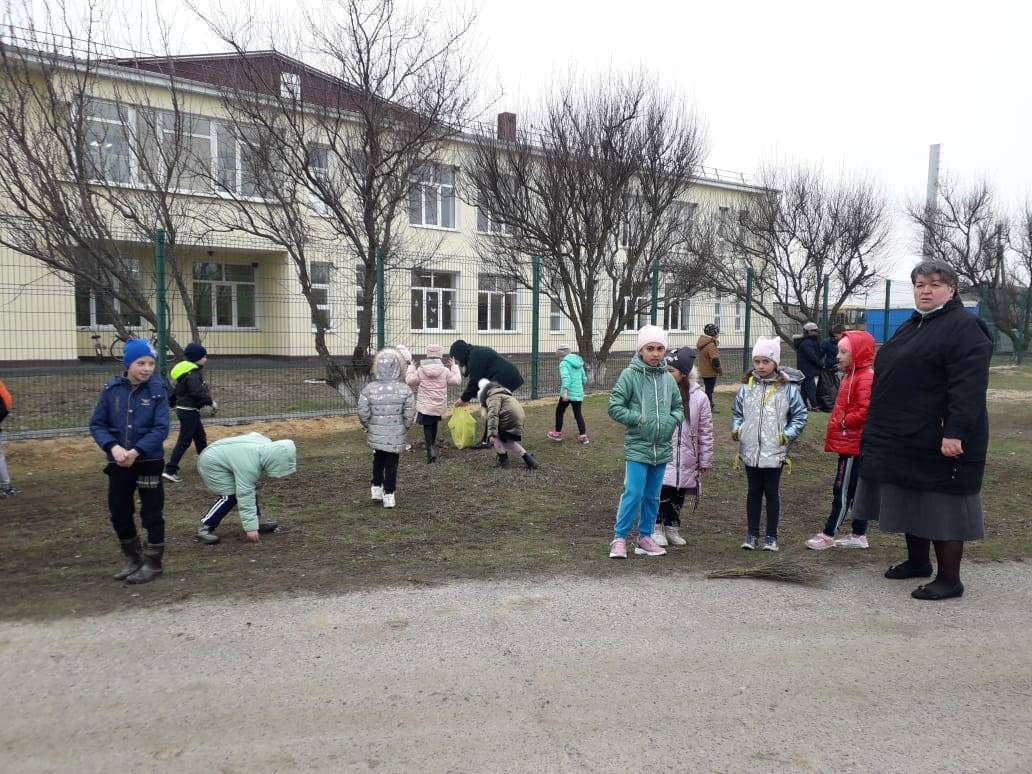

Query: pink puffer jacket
left=405, top=359, right=462, bottom=417
left=662, top=385, right=714, bottom=490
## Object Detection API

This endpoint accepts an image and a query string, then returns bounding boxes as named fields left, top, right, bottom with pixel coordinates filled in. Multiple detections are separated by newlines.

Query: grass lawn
left=1, top=365, right=1030, bottom=620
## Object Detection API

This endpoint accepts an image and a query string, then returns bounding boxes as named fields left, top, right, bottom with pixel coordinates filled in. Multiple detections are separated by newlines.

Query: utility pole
left=922, top=144, right=941, bottom=258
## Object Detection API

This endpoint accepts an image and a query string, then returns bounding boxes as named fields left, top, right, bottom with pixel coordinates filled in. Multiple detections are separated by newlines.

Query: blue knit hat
left=184, top=342, right=207, bottom=363
left=123, top=338, right=156, bottom=368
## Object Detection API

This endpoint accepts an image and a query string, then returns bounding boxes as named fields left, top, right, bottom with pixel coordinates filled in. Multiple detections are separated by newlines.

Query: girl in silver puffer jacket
left=357, top=348, right=416, bottom=508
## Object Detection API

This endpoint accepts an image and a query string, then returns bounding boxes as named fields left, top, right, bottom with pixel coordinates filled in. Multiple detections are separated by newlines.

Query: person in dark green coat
left=607, top=325, right=683, bottom=559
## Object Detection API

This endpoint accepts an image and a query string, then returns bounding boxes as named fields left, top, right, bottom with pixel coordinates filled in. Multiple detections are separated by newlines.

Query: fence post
left=650, top=259, right=660, bottom=325
left=531, top=255, right=540, bottom=400
left=820, top=273, right=829, bottom=336
left=742, top=267, right=753, bottom=373
left=375, top=246, right=385, bottom=352
left=1018, top=289, right=1029, bottom=365
left=154, top=229, right=167, bottom=378
left=882, top=279, right=891, bottom=344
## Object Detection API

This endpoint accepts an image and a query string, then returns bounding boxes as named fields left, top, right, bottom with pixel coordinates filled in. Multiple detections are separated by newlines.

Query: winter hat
left=556, top=344, right=572, bottom=355
left=478, top=378, right=491, bottom=393
left=751, top=337, right=781, bottom=365
left=395, top=344, right=412, bottom=363
left=703, top=323, right=719, bottom=337
left=637, top=324, right=667, bottom=351
left=425, top=343, right=444, bottom=359
left=184, top=342, right=207, bottom=363
left=802, top=322, right=819, bottom=333
left=665, top=347, right=697, bottom=375
left=122, top=338, right=156, bottom=368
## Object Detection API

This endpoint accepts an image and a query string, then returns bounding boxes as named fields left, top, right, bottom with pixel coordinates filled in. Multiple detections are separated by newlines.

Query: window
left=354, top=265, right=378, bottom=333
left=216, top=126, right=258, bottom=196
left=193, top=262, right=256, bottom=328
left=82, top=101, right=134, bottom=184
left=735, top=300, right=743, bottom=331
left=307, top=145, right=332, bottom=214
left=410, top=270, right=456, bottom=331
left=549, top=299, right=563, bottom=333
left=476, top=186, right=511, bottom=234
left=623, top=297, right=650, bottom=331
left=619, top=200, right=644, bottom=249
left=664, top=287, right=691, bottom=331
left=280, top=72, right=301, bottom=100
left=713, top=292, right=722, bottom=331
left=74, top=262, right=143, bottom=328
left=310, top=262, right=334, bottom=330
left=409, top=164, right=456, bottom=228
left=157, top=112, right=212, bottom=193
left=477, top=275, right=517, bottom=331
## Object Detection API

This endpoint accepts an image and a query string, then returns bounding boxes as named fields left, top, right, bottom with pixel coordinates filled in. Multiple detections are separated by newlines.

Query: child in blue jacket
left=89, top=340, right=170, bottom=584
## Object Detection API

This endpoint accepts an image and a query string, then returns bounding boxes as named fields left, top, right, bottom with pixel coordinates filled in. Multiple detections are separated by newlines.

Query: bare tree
left=0, top=0, right=219, bottom=356
left=466, top=71, right=709, bottom=376
left=698, top=163, right=892, bottom=343
left=192, top=0, right=480, bottom=368
left=907, top=179, right=1030, bottom=358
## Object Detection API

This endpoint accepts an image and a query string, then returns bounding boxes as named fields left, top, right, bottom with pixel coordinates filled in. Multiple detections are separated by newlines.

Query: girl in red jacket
left=806, top=330, right=876, bottom=550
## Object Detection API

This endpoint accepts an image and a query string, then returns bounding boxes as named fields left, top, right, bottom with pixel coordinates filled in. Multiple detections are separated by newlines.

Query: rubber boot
left=113, top=536, right=143, bottom=581
left=494, top=453, right=511, bottom=469
left=522, top=452, right=539, bottom=470
left=426, top=445, right=438, bottom=464
left=125, top=542, right=164, bottom=585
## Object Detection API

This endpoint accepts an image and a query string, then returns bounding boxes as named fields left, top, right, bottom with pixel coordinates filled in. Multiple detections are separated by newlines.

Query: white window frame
left=307, top=144, right=332, bottom=215
left=714, top=292, right=722, bottom=331
left=310, top=261, right=335, bottom=332
left=549, top=298, right=563, bottom=333
left=74, top=260, right=143, bottom=329
left=280, top=72, right=301, bottom=100
left=193, top=262, right=258, bottom=330
left=477, top=274, right=517, bottom=332
left=155, top=110, right=214, bottom=194
left=476, top=186, right=512, bottom=235
left=410, top=270, right=457, bottom=332
left=664, top=287, right=691, bottom=332
left=409, top=164, right=456, bottom=229
left=354, top=265, right=378, bottom=334
left=81, top=101, right=137, bottom=185
left=622, top=296, right=651, bottom=332
left=215, top=125, right=259, bottom=197
left=735, top=300, right=743, bottom=331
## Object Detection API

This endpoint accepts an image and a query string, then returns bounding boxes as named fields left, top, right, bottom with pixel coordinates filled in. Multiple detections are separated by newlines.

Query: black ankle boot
left=522, top=452, right=539, bottom=470
left=125, top=542, right=164, bottom=584
left=113, top=536, right=143, bottom=581
left=427, top=445, right=438, bottom=464
left=494, top=453, right=510, bottom=469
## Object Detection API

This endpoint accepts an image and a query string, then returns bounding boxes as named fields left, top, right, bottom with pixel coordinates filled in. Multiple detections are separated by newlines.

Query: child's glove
left=560, top=389, right=569, bottom=401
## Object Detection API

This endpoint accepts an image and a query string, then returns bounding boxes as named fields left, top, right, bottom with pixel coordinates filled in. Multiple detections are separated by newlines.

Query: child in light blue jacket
left=547, top=345, right=590, bottom=443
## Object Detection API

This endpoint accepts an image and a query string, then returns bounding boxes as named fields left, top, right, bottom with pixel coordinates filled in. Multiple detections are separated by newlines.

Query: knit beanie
left=751, top=337, right=781, bottom=365
left=184, top=342, right=207, bottom=363
left=123, top=338, right=156, bottom=368
left=636, top=324, right=667, bottom=351
left=426, top=344, right=444, bottom=359
left=665, top=347, right=697, bottom=375
left=556, top=344, right=572, bottom=355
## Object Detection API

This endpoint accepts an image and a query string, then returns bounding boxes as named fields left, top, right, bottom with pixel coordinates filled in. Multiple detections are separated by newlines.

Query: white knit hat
left=636, top=324, right=667, bottom=351
left=751, top=337, right=781, bottom=365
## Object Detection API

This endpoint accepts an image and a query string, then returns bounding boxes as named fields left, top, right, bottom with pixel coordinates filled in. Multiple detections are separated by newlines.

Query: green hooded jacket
left=559, top=353, right=588, bottom=401
left=197, top=432, right=296, bottom=532
left=608, top=354, right=684, bottom=465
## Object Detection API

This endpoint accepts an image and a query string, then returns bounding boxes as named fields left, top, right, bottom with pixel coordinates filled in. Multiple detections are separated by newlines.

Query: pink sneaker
left=576, top=434, right=590, bottom=445
left=634, top=535, right=667, bottom=556
left=609, top=538, right=627, bottom=559
left=547, top=431, right=563, bottom=442
left=805, top=533, right=835, bottom=550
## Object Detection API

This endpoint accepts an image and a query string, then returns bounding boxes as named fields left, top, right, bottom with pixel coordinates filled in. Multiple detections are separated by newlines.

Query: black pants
left=745, top=465, right=783, bottom=539
left=201, top=494, right=261, bottom=531
left=800, top=375, right=819, bottom=410
left=822, top=454, right=867, bottom=537
left=554, top=399, right=586, bottom=434
left=702, top=377, right=717, bottom=407
left=658, top=485, right=689, bottom=527
left=372, top=450, right=400, bottom=494
left=166, top=409, right=207, bottom=474
left=423, top=420, right=439, bottom=449
left=105, top=459, right=165, bottom=544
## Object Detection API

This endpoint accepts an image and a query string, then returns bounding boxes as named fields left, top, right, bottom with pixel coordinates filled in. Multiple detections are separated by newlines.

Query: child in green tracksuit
left=195, top=432, right=296, bottom=545
left=547, top=345, right=590, bottom=443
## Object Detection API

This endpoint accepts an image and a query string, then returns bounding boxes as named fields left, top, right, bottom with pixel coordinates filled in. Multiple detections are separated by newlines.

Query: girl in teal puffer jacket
left=606, top=326, right=683, bottom=559
left=547, top=345, right=590, bottom=443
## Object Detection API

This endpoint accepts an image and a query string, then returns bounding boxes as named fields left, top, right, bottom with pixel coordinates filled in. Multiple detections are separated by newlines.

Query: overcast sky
left=52, top=0, right=1032, bottom=280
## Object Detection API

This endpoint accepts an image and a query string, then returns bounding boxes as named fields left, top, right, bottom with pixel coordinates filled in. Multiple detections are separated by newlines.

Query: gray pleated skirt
left=853, top=477, right=984, bottom=541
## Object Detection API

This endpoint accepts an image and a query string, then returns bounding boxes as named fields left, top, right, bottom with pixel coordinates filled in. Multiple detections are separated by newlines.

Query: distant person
left=731, top=337, right=808, bottom=551
left=805, top=331, right=876, bottom=550
left=449, top=340, right=524, bottom=449
left=696, top=324, right=723, bottom=412
left=195, top=432, right=296, bottom=544
left=607, top=325, right=683, bottom=559
left=816, top=323, right=846, bottom=411
left=478, top=378, right=538, bottom=470
left=547, top=345, right=590, bottom=444
left=0, top=376, right=17, bottom=497
left=89, top=340, right=170, bottom=584
left=358, top=348, right=416, bottom=509
left=405, top=344, right=462, bottom=463
left=163, top=342, right=215, bottom=483
left=795, top=322, right=823, bottom=411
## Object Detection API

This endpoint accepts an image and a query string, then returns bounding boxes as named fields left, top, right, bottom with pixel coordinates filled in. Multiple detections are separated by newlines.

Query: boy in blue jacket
left=89, top=339, right=170, bottom=584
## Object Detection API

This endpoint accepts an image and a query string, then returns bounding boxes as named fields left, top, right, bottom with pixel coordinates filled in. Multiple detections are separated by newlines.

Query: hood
left=419, top=359, right=447, bottom=376
left=449, top=339, right=471, bottom=365
left=696, top=335, right=715, bottom=348
left=374, top=349, right=402, bottom=381
left=169, top=361, right=200, bottom=381
left=561, top=353, right=584, bottom=370
left=478, top=380, right=511, bottom=404
left=842, top=330, right=876, bottom=371
left=628, top=353, right=669, bottom=375
left=779, top=366, right=805, bottom=384
left=259, top=439, right=297, bottom=479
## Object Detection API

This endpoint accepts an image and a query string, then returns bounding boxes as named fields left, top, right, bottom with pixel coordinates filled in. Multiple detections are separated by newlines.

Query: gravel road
left=2, top=564, right=1031, bottom=773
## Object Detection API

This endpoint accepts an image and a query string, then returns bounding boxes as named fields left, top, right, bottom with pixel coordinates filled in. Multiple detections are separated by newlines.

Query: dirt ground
left=2, top=564, right=1031, bottom=773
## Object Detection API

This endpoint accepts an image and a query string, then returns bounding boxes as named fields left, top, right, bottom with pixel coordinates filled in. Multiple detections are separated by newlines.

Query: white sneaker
left=652, top=527, right=668, bottom=547
left=371, top=485, right=384, bottom=501
left=665, top=526, right=687, bottom=546
left=834, top=534, right=869, bottom=549
left=383, top=493, right=396, bottom=508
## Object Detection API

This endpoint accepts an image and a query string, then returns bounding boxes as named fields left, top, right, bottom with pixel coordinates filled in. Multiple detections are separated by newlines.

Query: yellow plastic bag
left=448, top=407, right=477, bottom=450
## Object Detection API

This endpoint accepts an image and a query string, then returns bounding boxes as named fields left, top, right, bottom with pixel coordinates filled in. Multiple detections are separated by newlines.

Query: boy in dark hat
left=163, top=342, right=215, bottom=483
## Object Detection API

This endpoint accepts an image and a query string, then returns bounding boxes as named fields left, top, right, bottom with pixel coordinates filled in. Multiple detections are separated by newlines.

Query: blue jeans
left=614, top=460, right=666, bottom=539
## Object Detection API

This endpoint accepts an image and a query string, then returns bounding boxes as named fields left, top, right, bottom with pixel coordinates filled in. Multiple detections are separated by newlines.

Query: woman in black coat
left=853, top=261, right=993, bottom=600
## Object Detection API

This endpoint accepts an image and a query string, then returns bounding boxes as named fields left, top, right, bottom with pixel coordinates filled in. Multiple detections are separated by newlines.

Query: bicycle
left=90, top=329, right=160, bottom=362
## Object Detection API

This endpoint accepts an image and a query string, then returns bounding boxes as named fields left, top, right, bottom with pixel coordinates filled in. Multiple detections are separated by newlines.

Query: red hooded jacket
left=824, top=330, right=876, bottom=456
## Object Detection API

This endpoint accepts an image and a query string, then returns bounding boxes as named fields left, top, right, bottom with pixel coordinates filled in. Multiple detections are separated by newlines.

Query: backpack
left=0, top=379, right=11, bottom=411
left=165, top=376, right=178, bottom=408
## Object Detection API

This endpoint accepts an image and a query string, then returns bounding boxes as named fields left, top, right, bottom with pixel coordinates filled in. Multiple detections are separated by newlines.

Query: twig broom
left=706, top=559, right=829, bottom=587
